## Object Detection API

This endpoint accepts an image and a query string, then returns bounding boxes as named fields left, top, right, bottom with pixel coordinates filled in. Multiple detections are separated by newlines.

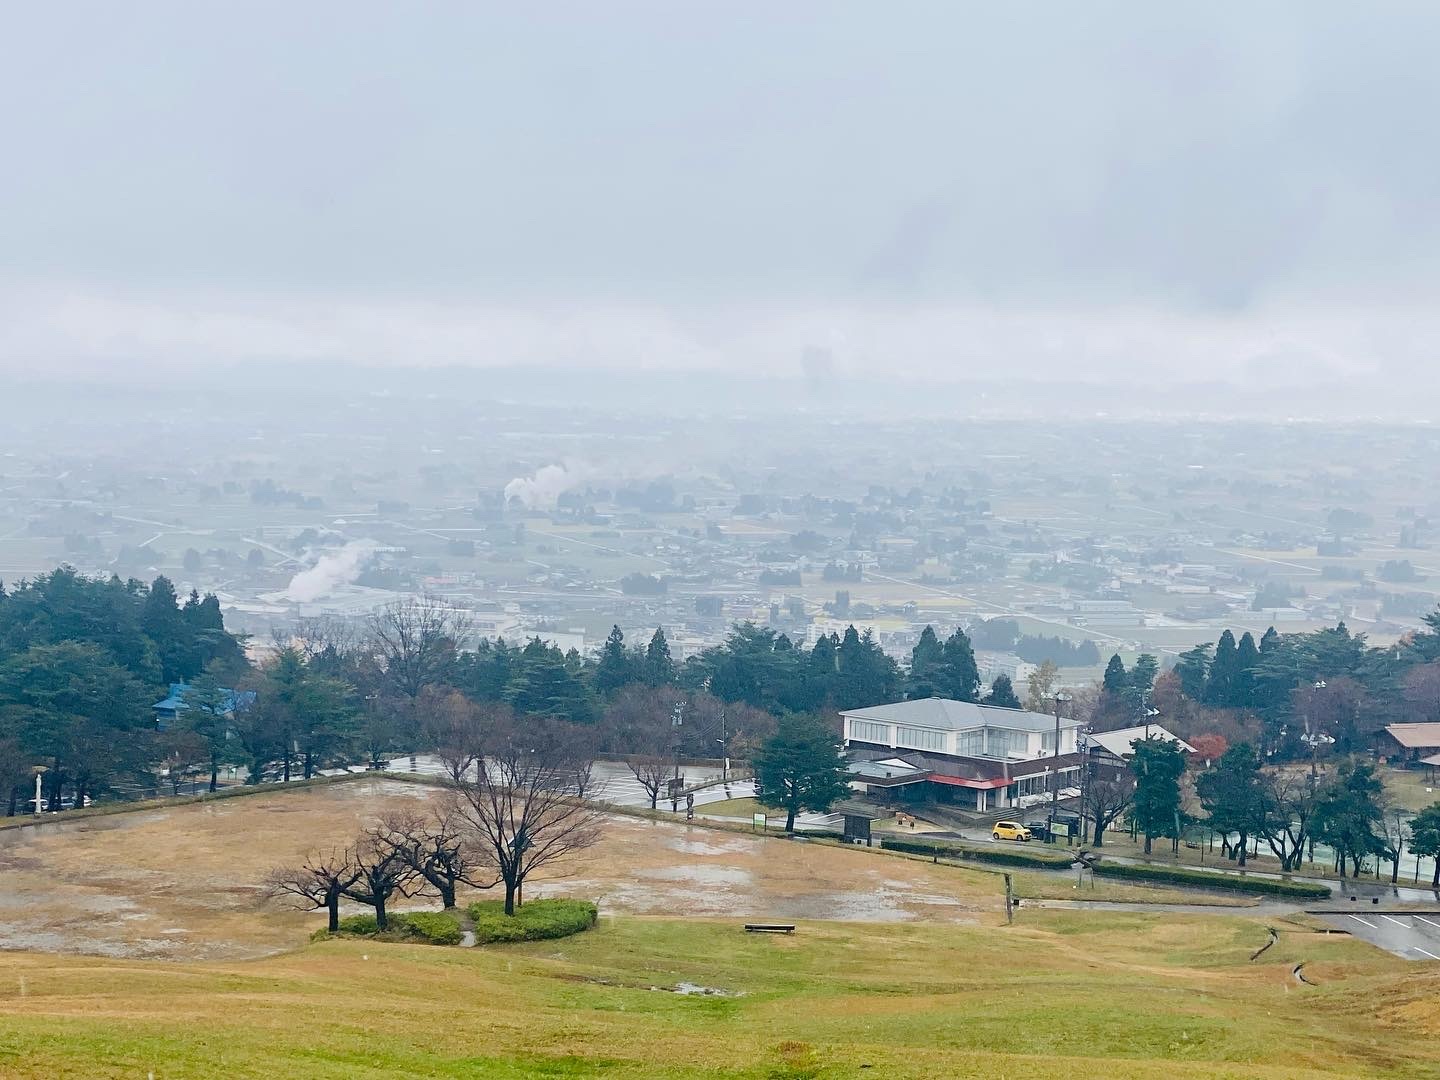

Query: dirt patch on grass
left=0, top=782, right=997, bottom=961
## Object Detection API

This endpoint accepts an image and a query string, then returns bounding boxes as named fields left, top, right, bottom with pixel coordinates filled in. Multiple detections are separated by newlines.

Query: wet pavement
left=1310, top=907, right=1440, bottom=960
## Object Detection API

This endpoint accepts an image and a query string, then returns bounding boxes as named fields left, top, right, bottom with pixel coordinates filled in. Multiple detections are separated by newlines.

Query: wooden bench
left=743, top=923, right=796, bottom=934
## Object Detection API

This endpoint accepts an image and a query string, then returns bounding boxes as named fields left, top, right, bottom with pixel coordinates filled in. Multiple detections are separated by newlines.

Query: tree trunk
left=5, top=789, right=14, bottom=817
left=374, top=896, right=387, bottom=930
left=649, top=792, right=657, bottom=810
left=282, top=755, right=291, bottom=783
left=304, top=750, right=314, bottom=781
left=1092, top=822, right=1107, bottom=847
left=1432, top=858, right=1439, bottom=889
left=1236, top=832, right=1248, bottom=867
left=439, top=881, right=456, bottom=910
left=1143, top=834, right=1153, bottom=855
left=504, top=879, right=517, bottom=916
left=209, top=758, right=219, bottom=793
left=785, top=805, right=797, bottom=833
left=327, top=895, right=340, bottom=932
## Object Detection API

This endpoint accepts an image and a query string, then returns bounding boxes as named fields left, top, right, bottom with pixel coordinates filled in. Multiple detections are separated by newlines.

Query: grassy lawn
left=696, top=796, right=776, bottom=819
left=1381, top=766, right=1440, bottom=814
left=0, top=913, right=1433, bottom=1078
left=1006, top=870, right=1255, bottom=907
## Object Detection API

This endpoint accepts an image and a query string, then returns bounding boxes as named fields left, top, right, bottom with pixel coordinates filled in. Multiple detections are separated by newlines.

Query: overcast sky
left=3, top=2, right=1439, bottom=390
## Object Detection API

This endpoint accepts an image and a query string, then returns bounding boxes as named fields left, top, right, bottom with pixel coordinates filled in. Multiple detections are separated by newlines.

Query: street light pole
left=1308, top=680, right=1326, bottom=784
left=1051, top=691, right=1071, bottom=833
left=31, top=766, right=46, bottom=817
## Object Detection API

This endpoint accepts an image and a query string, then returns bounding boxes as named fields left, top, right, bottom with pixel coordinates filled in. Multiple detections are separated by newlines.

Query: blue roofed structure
left=153, top=683, right=256, bottom=730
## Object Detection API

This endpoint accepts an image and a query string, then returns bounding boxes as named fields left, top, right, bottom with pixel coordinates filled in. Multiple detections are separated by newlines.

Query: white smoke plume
left=284, top=540, right=378, bottom=602
left=504, top=462, right=589, bottom=510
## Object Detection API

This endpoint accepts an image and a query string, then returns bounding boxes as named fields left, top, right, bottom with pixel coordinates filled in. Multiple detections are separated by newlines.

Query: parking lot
left=1312, top=908, right=1440, bottom=961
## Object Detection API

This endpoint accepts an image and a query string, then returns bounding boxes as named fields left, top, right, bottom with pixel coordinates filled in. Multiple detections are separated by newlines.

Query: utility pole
left=1050, top=691, right=1071, bottom=833
left=718, top=707, right=728, bottom=784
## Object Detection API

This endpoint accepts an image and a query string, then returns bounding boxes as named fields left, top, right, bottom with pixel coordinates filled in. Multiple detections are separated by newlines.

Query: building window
left=956, top=730, right=984, bottom=757
left=984, top=728, right=1026, bottom=758
left=1041, top=730, right=1056, bottom=754
left=895, top=725, right=946, bottom=752
left=849, top=720, right=890, bottom=745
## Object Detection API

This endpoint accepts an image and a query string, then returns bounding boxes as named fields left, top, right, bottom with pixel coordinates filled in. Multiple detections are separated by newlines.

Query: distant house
left=1085, top=724, right=1194, bottom=765
left=1381, top=723, right=1440, bottom=763
left=841, top=697, right=1084, bottom=814
left=152, top=683, right=256, bottom=731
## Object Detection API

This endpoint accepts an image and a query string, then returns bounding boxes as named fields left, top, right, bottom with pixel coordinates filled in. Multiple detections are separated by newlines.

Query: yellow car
left=991, top=821, right=1032, bottom=842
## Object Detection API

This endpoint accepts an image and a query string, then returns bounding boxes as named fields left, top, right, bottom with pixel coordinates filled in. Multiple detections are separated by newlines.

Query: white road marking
left=1414, top=916, right=1440, bottom=930
left=1412, top=947, right=1440, bottom=960
left=1382, top=915, right=1411, bottom=926
left=1347, top=914, right=1378, bottom=928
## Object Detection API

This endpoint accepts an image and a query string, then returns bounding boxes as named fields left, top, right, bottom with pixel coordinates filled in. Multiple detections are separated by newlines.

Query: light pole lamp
left=1142, top=705, right=1160, bottom=742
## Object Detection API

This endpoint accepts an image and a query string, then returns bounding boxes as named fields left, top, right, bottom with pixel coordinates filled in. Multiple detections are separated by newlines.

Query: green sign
left=753, top=813, right=767, bottom=830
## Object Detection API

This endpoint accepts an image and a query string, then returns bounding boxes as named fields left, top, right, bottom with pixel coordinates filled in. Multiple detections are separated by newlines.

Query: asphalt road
left=1313, top=908, right=1440, bottom=960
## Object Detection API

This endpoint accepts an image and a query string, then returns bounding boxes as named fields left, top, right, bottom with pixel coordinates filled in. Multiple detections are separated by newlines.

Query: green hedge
left=880, top=836, right=1072, bottom=869
left=1091, top=862, right=1331, bottom=899
left=467, top=899, right=598, bottom=944
left=879, top=837, right=1330, bottom=898
left=393, top=911, right=465, bottom=945
left=323, top=910, right=464, bottom=945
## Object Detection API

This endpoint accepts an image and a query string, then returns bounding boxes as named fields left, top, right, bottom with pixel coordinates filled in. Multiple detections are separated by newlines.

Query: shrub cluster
left=467, top=899, right=598, bottom=944
left=880, top=836, right=1071, bottom=869
left=325, top=910, right=464, bottom=945
left=879, top=836, right=1331, bottom=898
left=1090, top=862, right=1331, bottom=899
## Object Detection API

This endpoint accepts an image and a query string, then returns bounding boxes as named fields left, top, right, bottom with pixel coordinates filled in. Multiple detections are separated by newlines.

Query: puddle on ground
left=636, top=866, right=753, bottom=887
left=653, top=982, right=741, bottom=996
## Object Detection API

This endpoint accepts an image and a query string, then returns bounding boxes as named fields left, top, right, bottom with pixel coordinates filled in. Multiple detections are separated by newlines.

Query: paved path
left=1311, top=908, right=1440, bottom=961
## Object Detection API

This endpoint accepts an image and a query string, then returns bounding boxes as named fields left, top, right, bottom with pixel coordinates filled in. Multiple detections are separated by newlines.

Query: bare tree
left=293, top=615, right=363, bottom=666
left=374, top=803, right=497, bottom=910
left=422, top=689, right=496, bottom=783
left=453, top=721, right=602, bottom=915
left=343, top=833, right=419, bottom=930
left=1083, top=768, right=1134, bottom=847
left=604, top=685, right=682, bottom=810
left=266, top=847, right=361, bottom=932
left=367, top=595, right=473, bottom=705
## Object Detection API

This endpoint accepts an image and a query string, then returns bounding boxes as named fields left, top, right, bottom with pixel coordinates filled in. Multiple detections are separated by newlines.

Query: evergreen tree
left=1205, top=629, right=1240, bottom=707
left=142, top=575, right=193, bottom=684
left=1408, top=803, right=1440, bottom=888
left=1125, top=653, right=1159, bottom=716
left=1259, top=626, right=1281, bottom=654
left=644, top=628, right=675, bottom=687
left=753, top=714, right=850, bottom=832
left=1314, top=759, right=1388, bottom=877
left=907, top=626, right=944, bottom=698
left=1174, top=643, right=1211, bottom=701
left=506, top=638, right=597, bottom=725
left=1195, top=743, right=1266, bottom=865
left=833, top=626, right=900, bottom=709
left=1129, top=737, right=1187, bottom=854
left=981, top=674, right=1021, bottom=709
left=594, top=625, right=635, bottom=697
left=1102, top=654, right=1128, bottom=694
left=1234, top=631, right=1260, bottom=708
left=936, top=628, right=981, bottom=703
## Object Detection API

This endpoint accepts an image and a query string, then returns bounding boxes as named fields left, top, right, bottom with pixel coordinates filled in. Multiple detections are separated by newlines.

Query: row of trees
left=270, top=717, right=602, bottom=922
left=1078, top=735, right=1440, bottom=884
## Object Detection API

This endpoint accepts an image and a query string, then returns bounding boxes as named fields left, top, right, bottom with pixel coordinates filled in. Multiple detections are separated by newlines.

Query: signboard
left=1049, top=821, right=1072, bottom=838
left=752, top=813, right=767, bottom=831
